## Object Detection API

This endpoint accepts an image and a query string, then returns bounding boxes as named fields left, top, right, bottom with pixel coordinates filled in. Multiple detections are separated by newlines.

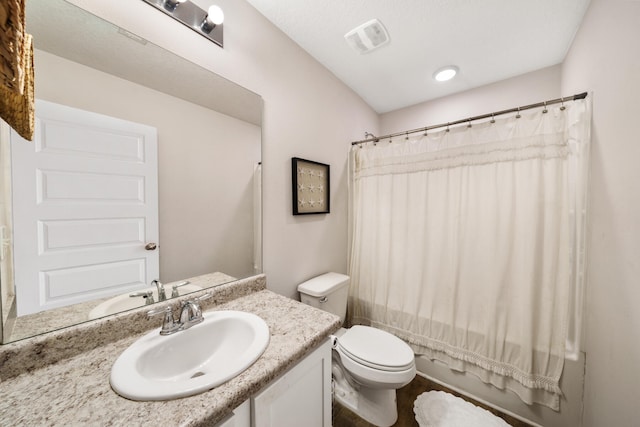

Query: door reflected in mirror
left=0, top=0, right=263, bottom=343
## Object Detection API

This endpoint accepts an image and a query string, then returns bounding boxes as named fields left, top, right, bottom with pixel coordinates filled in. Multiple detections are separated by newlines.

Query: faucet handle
left=148, top=306, right=181, bottom=335
left=171, top=280, right=191, bottom=298
left=130, top=290, right=155, bottom=305
left=194, top=292, right=213, bottom=304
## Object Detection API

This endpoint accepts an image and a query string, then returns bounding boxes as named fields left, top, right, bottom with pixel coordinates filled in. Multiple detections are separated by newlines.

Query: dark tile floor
left=333, top=374, right=533, bottom=427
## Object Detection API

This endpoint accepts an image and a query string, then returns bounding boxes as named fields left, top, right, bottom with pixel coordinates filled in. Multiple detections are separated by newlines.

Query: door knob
left=145, top=243, right=157, bottom=251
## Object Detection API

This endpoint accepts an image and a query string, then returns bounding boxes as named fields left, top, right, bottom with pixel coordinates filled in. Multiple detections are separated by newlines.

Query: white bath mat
left=414, top=390, right=510, bottom=427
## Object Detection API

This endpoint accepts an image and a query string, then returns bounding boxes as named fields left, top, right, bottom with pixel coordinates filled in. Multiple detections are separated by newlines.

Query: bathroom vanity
left=224, top=339, right=332, bottom=427
left=0, top=274, right=341, bottom=426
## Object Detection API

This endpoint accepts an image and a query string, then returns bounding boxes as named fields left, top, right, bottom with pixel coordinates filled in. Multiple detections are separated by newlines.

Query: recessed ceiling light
left=433, top=66, right=459, bottom=82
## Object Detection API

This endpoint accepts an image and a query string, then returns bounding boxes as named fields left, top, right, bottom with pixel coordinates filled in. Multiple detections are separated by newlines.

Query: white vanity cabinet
left=252, top=339, right=332, bottom=427
left=216, top=338, right=332, bottom=427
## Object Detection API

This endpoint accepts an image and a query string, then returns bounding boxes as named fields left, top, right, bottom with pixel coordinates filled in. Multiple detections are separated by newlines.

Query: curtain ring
left=405, top=131, right=409, bottom=140
left=467, top=120, right=472, bottom=128
left=542, top=101, right=548, bottom=114
left=560, top=99, right=566, bottom=111
left=446, top=122, right=450, bottom=132
left=516, top=107, right=521, bottom=119
left=490, top=114, right=495, bottom=124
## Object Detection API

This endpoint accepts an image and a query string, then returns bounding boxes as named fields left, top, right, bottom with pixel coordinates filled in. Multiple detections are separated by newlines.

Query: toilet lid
left=337, top=325, right=414, bottom=371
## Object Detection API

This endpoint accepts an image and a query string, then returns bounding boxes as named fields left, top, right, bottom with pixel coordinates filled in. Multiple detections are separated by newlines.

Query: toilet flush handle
left=319, top=296, right=328, bottom=303
left=329, top=335, right=338, bottom=349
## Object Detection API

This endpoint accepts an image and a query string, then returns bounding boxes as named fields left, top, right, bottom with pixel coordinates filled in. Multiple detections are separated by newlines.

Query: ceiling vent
left=344, top=19, right=390, bottom=54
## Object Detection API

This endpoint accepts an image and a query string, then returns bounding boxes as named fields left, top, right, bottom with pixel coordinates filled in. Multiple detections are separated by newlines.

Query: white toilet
left=298, top=272, right=416, bottom=427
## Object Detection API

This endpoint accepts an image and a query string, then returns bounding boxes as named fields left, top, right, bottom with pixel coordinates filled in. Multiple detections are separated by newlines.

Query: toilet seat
left=334, top=344, right=416, bottom=388
left=338, top=344, right=414, bottom=372
left=336, top=325, right=415, bottom=372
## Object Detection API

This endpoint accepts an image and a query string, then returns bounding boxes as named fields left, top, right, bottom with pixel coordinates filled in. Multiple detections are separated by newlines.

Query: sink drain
left=190, top=371, right=205, bottom=379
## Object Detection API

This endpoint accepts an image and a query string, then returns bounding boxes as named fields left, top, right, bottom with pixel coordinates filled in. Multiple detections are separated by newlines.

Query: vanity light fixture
left=433, top=65, right=459, bottom=82
left=141, top=0, right=224, bottom=47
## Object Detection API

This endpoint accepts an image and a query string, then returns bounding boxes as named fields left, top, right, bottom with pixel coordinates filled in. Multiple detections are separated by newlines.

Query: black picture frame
left=292, top=157, right=330, bottom=215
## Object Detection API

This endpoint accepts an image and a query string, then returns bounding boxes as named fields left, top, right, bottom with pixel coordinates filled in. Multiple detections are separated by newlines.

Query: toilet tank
left=297, top=272, right=350, bottom=323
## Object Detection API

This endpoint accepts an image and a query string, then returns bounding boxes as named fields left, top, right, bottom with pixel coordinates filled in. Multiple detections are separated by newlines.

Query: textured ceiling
left=245, top=0, right=591, bottom=113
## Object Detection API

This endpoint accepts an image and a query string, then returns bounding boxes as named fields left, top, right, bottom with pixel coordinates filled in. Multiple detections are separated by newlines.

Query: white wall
left=380, top=64, right=561, bottom=134
left=67, top=0, right=379, bottom=299
left=35, top=50, right=260, bottom=282
left=561, top=1, right=640, bottom=426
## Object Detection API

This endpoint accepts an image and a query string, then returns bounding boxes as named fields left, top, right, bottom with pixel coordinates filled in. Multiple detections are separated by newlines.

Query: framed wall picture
left=292, top=157, right=330, bottom=215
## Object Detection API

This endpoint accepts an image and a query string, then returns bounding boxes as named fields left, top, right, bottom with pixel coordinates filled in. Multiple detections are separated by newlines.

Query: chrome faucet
left=179, top=300, right=204, bottom=330
left=151, top=279, right=167, bottom=301
left=147, top=293, right=212, bottom=335
left=147, top=306, right=181, bottom=335
left=179, top=293, right=213, bottom=329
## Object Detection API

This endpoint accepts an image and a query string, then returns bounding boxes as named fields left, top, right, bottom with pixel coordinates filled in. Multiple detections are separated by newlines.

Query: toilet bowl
left=334, top=325, right=416, bottom=388
left=298, top=273, right=416, bottom=427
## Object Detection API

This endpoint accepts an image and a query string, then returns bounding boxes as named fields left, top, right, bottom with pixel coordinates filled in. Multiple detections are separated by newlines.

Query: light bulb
left=206, top=5, right=224, bottom=26
left=201, top=5, right=224, bottom=32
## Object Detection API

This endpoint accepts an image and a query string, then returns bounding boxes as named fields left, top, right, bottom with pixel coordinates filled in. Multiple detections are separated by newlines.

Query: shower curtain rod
left=351, top=91, right=588, bottom=146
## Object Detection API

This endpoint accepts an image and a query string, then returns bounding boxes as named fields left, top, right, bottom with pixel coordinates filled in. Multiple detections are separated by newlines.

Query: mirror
left=0, top=0, right=263, bottom=343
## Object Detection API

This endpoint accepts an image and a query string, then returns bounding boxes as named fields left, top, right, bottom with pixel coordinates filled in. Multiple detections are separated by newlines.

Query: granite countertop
left=0, top=287, right=341, bottom=426
left=7, top=272, right=237, bottom=342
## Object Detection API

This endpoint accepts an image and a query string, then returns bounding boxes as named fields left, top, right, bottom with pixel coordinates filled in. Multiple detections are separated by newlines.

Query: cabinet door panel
left=253, top=340, right=331, bottom=427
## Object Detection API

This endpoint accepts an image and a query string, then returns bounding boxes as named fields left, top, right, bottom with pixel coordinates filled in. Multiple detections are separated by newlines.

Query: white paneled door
left=11, top=100, right=159, bottom=316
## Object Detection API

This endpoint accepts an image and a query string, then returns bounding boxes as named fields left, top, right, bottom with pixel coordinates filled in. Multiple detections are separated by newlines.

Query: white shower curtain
left=348, top=99, right=590, bottom=410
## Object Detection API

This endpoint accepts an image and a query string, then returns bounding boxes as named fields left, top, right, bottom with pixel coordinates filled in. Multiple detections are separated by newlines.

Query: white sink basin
left=110, top=310, right=270, bottom=401
left=88, top=283, right=202, bottom=320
